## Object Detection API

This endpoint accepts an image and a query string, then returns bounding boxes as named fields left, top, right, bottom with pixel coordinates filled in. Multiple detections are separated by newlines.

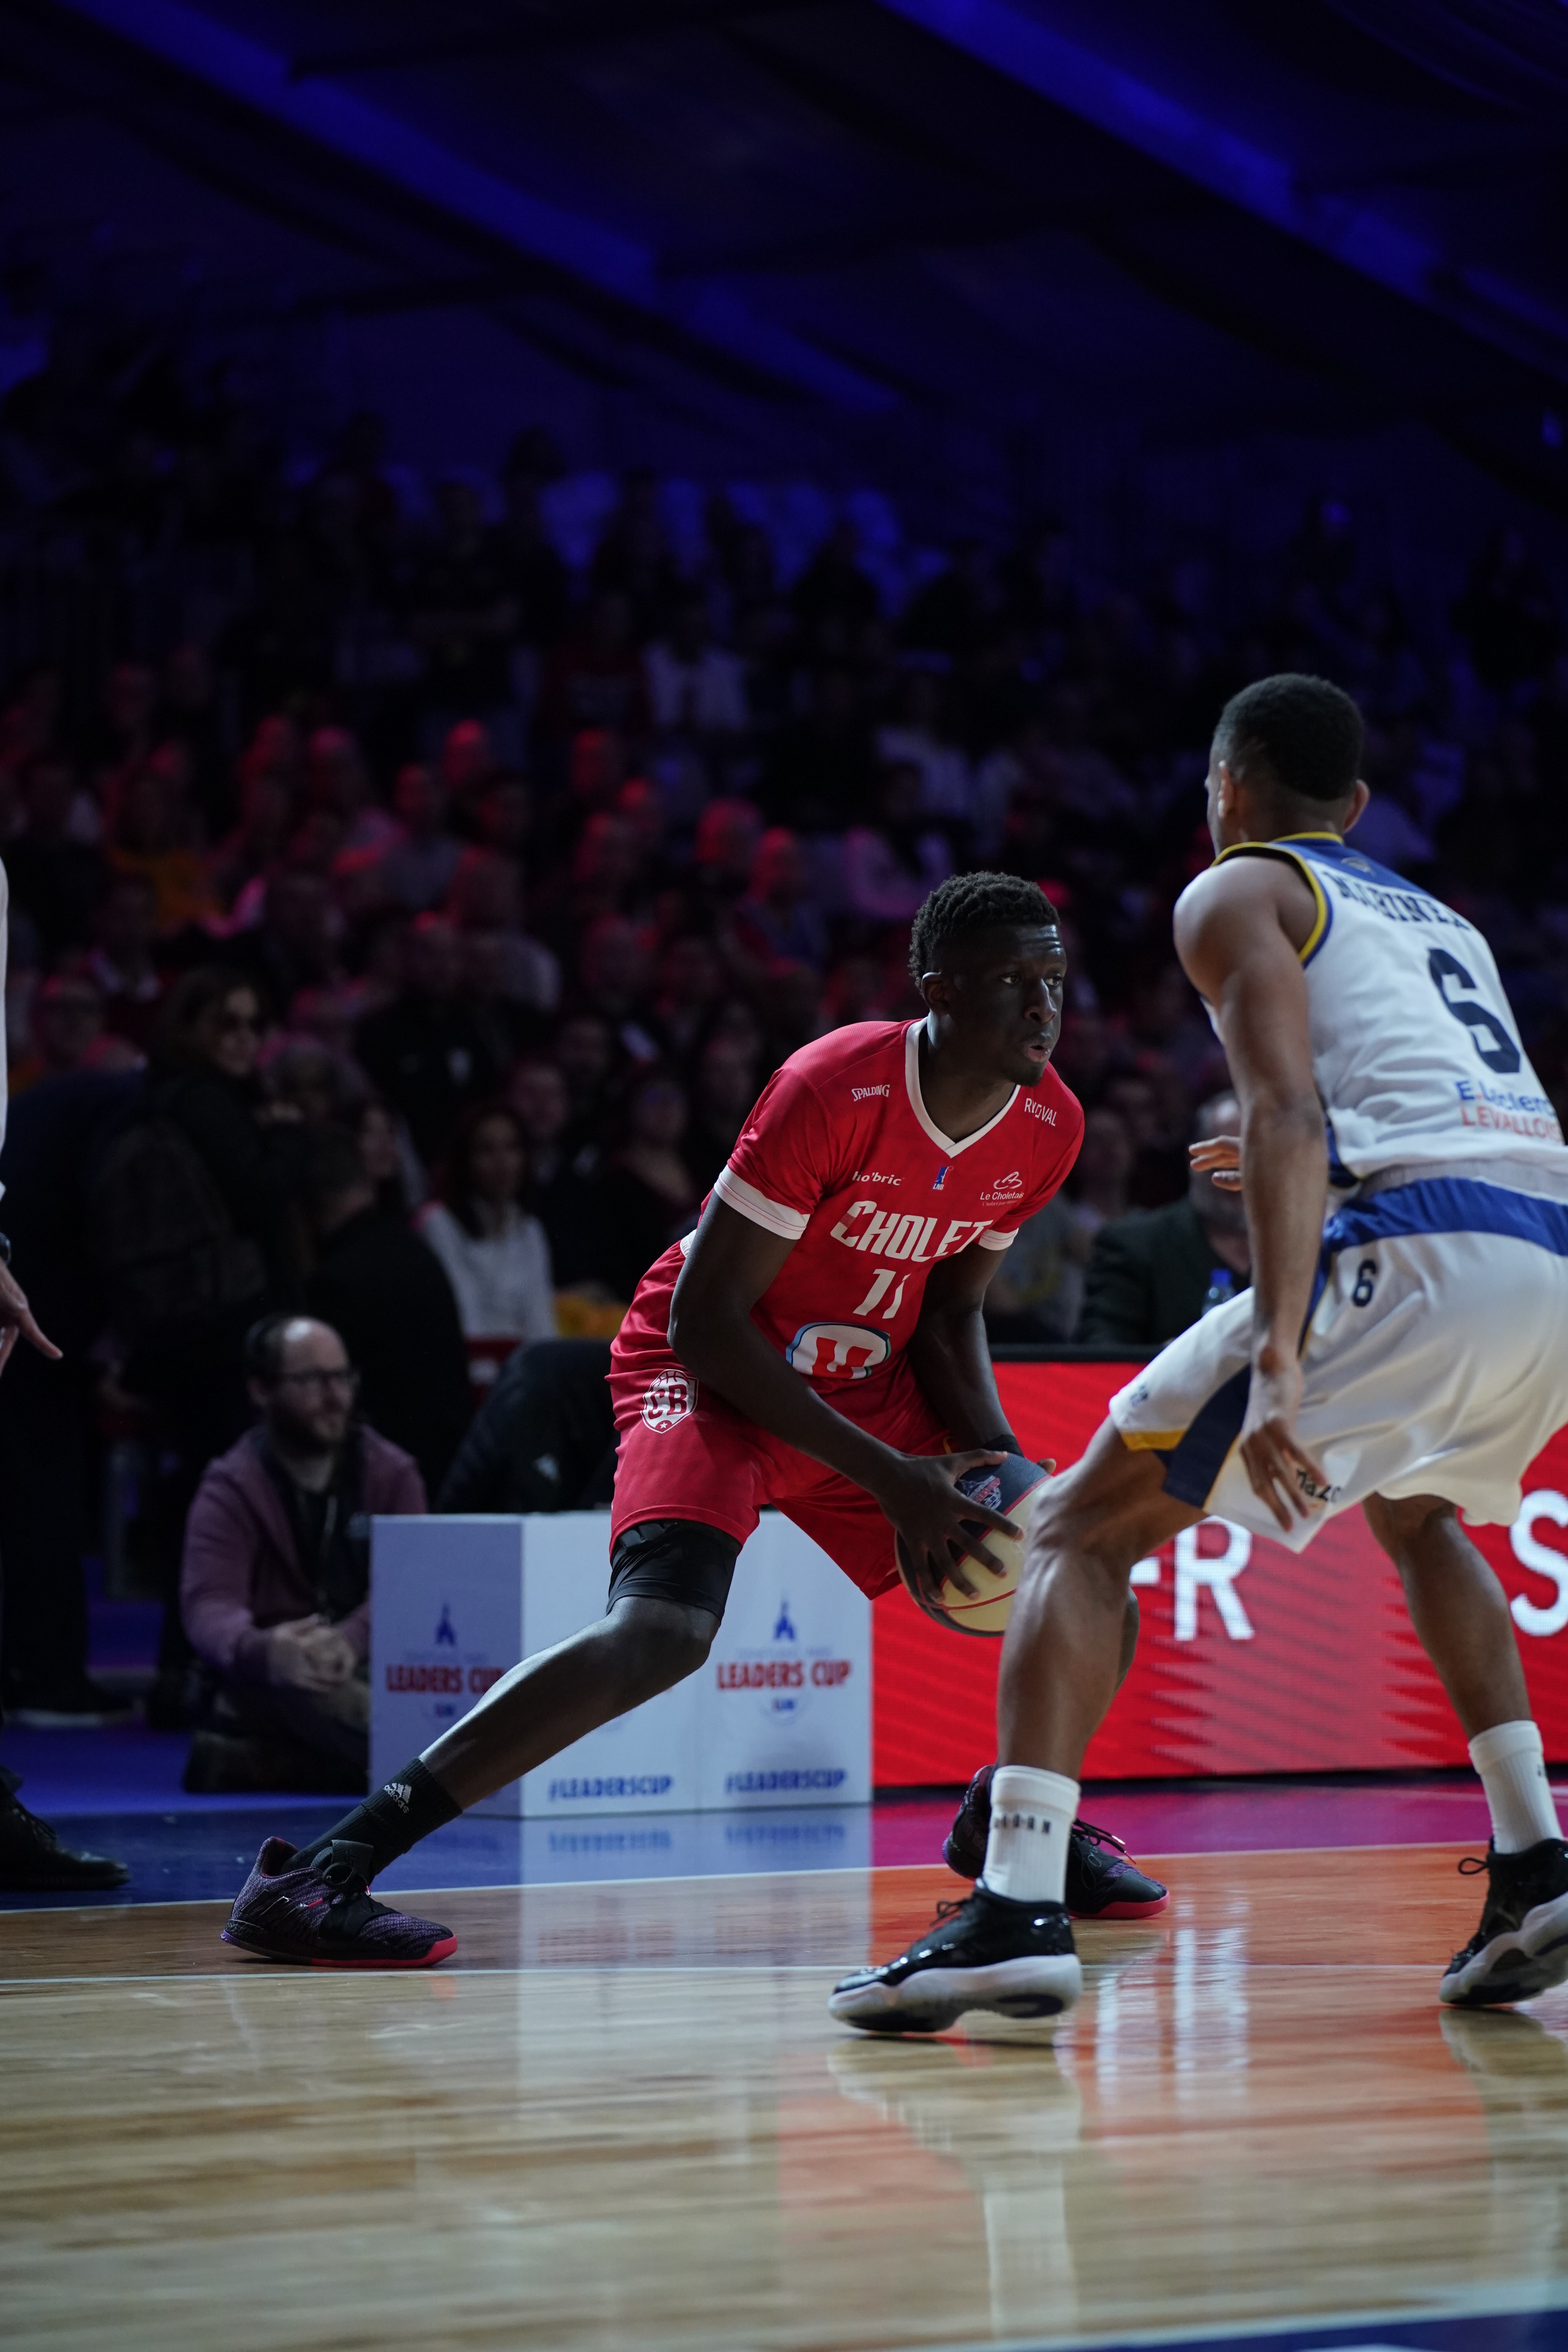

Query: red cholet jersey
left=610, top=1019, right=1082, bottom=1415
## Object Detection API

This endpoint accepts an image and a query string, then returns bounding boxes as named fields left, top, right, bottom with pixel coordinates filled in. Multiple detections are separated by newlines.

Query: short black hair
left=908, top=871, right=1059, bottom=981
left=1213, top=673, right=1364, bottom=803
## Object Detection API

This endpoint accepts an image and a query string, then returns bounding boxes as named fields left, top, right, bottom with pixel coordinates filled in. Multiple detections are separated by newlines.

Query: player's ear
left=1341, top=779, right=1372, bottom=834
left=918, top=966, right=950, bottom=1016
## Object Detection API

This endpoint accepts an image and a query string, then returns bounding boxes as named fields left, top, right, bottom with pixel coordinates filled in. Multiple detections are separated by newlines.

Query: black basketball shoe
left=828, top=1884, right=1081, bottom=2035
left=942, top=1764, right=1169, bottom=1920
left=1440, top=1839, right=1568, bottom=2009
left=222, top=1838, right=457, bottom=1968
left=0, top=1768, right=129, bottom=1891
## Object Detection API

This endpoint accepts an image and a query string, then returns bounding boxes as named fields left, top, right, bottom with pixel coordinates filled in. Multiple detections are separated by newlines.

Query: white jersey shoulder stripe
left=712, top=1167, right=810, bottom=1241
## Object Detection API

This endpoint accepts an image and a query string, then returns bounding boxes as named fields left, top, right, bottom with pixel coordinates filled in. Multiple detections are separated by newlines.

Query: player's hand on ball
left=1189, top=1134, right=1241, bottom=1190
left=1239, top=1356, right=1330, bottom=1532
left=877, top=1449, right=1022, bottom=1604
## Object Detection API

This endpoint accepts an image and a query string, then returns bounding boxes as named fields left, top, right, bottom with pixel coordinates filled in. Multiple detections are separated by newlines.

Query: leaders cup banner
left=872, top=1359, right=1568, bottom=1786
left=372, top=1512, right=871, bottom=1817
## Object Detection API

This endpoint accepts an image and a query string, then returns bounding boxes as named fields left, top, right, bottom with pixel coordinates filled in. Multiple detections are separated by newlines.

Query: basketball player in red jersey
left=221, top=874, right=1161, bottom=1966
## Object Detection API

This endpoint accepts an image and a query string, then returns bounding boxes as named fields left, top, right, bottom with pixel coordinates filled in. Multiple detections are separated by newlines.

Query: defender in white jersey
left=833, top=673, right=1568, bottom=2036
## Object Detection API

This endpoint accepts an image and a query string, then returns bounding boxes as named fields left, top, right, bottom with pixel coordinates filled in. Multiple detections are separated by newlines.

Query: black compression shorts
left=606, top=1517, right=742, bottom=1622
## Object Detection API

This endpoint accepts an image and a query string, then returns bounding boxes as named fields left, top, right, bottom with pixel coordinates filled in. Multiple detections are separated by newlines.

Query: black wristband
left=985, top=1430, right=1025, bottom=1457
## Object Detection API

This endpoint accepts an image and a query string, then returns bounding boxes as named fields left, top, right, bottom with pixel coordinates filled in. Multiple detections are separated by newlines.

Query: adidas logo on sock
left=385, top=1782, right=412, bottom=1810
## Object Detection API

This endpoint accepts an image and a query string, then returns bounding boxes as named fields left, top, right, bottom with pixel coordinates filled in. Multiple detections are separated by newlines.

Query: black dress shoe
left=0, top=1767, right=129, bottom=1891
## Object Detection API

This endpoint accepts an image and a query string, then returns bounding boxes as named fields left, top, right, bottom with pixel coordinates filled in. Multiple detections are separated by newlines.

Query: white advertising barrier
left=370, top=1512, right=871, bottom=1818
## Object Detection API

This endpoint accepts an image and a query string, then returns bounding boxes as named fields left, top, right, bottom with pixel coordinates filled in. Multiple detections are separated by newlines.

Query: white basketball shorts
left=1109, top=1163, right=1568, bottom=1553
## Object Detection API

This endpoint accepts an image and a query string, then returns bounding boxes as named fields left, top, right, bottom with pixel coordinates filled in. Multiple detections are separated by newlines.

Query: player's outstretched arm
left=1174, top=856, right=1330, bottom=1531
left=669, top=1199, right=1021, bottom=1589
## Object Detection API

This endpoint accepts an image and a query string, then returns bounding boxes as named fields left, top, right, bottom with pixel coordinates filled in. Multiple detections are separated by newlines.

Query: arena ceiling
left=0, top=0, right=1566, bottom=503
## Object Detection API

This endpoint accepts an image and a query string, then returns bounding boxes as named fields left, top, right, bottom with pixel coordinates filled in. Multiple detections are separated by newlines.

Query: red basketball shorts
left=608, top=1345, right=948, bottom=1601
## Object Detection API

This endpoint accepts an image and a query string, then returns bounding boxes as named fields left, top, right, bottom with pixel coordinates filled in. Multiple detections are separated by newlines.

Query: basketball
left=895, top=1452, right=1052, bottom=1637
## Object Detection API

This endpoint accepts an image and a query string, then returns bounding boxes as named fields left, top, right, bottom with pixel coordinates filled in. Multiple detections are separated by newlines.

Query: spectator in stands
left=353, top=1094, right=413, bottom=1218
left=732, top=827, right=828, bottom=974
left=181, top=1312, right=424, bottom=1794
left=875, top=668, right=975, bottom=831
left=644, top=593, right=749, bottom=737
left=538, top=590, right=650, bottom=744
left=646, top=933, right=724, bottom=1068
left=8, top=972, right=105, bottom=1094
left=682, top=1030, right=759, bottom=1196
left=86, top=868, right=164, bottom=1050
left=1078, top=1092, right=1247, bottom=1348
left=379, top=762, right=461, bottom=913
left=438, top=1338, right=616, bottom=1514
left=761, top=667, right=877, bottom=832
left=302, top=1122, right=472, bottom=1495
left=96, top=966, right=305, bottom=1721
left=843, top=762, right=955, bottom=924
left=416, top=1101, right=556, bottom=1352
left=439, top=718, right=499, bottom=838
left=355, top=911, right=502, bottom=1167
left=691, top=797, right=763, bottom=923
left=407, top=477, right=519, bottom=744
left=576, top=915, right=656, bottom=1061
left=444, top=846, right=558, bottom=1013
left=791, top=518, right=880, bottom=653
left=508, top=1055, right=606, bottom=1292
left=598, top=1067, right=697, bottom=1294
left=5, top=757, right=102, bottom=958
left=0, top=844, right=132, bottom=1890
left=105, top=742, right=220, bottom=935
left=0, top=1056, right=140, bottom=1729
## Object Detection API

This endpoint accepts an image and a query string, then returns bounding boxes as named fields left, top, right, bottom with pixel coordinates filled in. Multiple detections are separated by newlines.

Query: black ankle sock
left=294, top=1758, right=461, bottom=1878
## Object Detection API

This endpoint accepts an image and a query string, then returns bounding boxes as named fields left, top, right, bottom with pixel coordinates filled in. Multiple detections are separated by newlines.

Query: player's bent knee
left=605, top=1597, right=717, bottom=1701
left=1364, top=1491, right=1461, bottom=1572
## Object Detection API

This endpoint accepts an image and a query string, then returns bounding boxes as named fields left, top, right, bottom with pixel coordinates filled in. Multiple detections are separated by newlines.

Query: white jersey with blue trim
left=1220, top=830, right=1565, bottom=1184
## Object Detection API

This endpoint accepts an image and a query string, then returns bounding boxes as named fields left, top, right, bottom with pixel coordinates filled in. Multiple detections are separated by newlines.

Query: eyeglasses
left=274, top=1368, right=359, bottom=1394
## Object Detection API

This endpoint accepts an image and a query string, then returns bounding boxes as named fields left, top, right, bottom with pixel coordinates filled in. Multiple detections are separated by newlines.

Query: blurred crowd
left=1, top=355, right=1566, bottom=1739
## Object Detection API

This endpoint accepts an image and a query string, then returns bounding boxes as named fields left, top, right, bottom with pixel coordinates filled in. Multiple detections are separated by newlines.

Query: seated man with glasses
left=179, top=1314, right=425, bottom=1792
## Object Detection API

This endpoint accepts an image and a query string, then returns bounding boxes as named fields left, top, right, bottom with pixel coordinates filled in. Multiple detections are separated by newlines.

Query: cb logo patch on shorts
left=642, top=1369, right=697, bottom=1432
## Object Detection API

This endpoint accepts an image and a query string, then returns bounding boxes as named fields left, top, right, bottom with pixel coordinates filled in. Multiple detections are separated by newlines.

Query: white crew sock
left=981, top=1766, right=1080, bottom=1905
left=1469, top=1720, right=1563, bottom=1855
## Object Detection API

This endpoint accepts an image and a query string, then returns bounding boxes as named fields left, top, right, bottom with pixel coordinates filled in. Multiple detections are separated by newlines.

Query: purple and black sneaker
left=943, top=1764, right=1170, bottom=1920
left=221, top=1838, right=457, bottom=1969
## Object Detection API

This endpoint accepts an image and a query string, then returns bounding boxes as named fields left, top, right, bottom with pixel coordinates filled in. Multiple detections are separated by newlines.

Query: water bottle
left=1201, top=1267, right=1236, bottom=1316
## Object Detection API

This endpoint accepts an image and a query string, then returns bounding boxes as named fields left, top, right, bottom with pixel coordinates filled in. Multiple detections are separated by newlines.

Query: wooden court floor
left=4, top=1844, right=1568, bottom=2352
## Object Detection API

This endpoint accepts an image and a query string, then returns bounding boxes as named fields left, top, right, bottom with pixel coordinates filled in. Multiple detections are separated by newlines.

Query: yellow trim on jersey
left=1214, top=834, right=1332, bottom=965
left=1119, top=1427, right=1189, bottom=1452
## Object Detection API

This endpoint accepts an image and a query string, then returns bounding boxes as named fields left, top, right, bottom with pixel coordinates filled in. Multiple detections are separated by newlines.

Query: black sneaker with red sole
left=943, top=1764, right=1169, bottom=1920
left=221, top=1838, right=457, bottom=1968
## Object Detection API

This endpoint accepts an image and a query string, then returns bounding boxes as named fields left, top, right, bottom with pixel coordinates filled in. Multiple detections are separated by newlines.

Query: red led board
left=872, top=1359, right=1568, bottom=1785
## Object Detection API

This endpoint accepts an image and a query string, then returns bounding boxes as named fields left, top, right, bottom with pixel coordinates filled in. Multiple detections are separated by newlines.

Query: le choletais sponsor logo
left=980, top=1170, right=1025, bottom=1205
left=715, top=1596, right=853, bottom=1717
